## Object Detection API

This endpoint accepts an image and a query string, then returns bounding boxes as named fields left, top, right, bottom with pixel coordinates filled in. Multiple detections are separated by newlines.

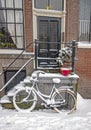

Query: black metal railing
left=35, top=40, right=60, bottom=69
left=35, top=40, right=77, bottom=73
left=0, top=41, right=34, bottom=91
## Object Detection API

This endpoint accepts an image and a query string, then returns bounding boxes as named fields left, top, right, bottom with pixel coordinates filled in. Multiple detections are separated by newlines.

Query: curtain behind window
left=0, top=0, right=24, bottom=49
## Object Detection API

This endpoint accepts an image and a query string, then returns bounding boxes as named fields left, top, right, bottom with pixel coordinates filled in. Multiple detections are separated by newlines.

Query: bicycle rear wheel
left=52, top=89, right=76, bottom=114
left=13, top=88, right=37, bottom=112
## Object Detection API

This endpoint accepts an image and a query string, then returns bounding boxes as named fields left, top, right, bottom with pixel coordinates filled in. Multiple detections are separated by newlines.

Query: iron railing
left=35, top=40, right=77, bottom=73
left=0, top=41, right=34, bottom=91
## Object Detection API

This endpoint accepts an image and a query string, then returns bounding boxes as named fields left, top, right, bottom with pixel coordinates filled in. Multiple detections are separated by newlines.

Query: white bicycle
left=13, top=71, right=76, bottom=114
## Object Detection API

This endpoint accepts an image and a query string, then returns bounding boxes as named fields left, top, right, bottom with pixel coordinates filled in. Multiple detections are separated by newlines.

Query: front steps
left=0, top=76, right=31, bottom=109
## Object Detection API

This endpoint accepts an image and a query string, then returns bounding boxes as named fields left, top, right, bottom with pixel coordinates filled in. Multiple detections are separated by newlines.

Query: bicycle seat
left=52, top=78, right=61, bottom=84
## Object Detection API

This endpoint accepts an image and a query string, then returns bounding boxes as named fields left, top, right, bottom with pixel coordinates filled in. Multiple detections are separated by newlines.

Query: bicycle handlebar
left=36, top=71, right=45, bottom=77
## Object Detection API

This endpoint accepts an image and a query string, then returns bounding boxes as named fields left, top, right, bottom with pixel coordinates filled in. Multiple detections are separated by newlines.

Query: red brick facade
left=75, top=48, right=91, bottom=98
left=24, top=0, right=33, bottom=52
left=65, top=0, right=79, bottom=42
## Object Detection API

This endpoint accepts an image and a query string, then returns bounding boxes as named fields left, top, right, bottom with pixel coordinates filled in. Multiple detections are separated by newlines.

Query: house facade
left=0, top=0, right=91, bottom=98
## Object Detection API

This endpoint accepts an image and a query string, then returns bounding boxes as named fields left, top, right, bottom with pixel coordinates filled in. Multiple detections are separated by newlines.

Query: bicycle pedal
left=41, top=103, right=50, bottom=109
left=41, top=103, right=45, bottom=106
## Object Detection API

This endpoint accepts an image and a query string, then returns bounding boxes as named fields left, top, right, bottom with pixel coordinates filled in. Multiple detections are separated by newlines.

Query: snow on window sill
left=77, top=41, right=91, bottom=48
left=33, top=8, right=66, bottom=17
left=0, top=49, right=34, bottom=55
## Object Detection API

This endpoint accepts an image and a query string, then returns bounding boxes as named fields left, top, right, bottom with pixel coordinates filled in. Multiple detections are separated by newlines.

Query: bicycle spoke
left=13, top=88, right=37, bottom=112
left=52, top=89, right=76, bottom=114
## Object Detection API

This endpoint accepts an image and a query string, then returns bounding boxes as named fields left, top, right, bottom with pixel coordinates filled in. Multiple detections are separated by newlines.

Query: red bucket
left=60, top=67, right=71, bottom=76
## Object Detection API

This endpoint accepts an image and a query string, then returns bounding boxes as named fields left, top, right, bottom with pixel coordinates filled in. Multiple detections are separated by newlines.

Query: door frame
left=35, top=16, right=61, bottom=68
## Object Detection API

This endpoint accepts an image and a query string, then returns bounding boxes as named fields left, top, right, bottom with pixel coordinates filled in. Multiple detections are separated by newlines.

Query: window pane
left=3, top=10, right=6, bottom=21
left=11, top=36, right=15, bottom=44
left=15, top=11, right=23, bottom=23
left=34, top=0, right=64, bottom=10
left=79, top=0, right=91, bottom=20
left=7, top=10, right=14, bottom=22
left=50, top=0, right=63, bottom=11
left=15, top=0, right=22, bottom=8
left=0, top=24, right=6, bottom=31
left=16, top=24, right=23, bottom=36
left=7, top=24, right=15, bottom=36
left=0, top=26, right=14, bottom=43
left=0, top=0, right=5, bottom=8
left=16, top=37, right=23, bottom=48
left=0, top=10, right=5, bottom=22
left=39, top=20, right=48, bottom=42
left=34, top=0, right=48, bottom=9
left=50, top=21, right=57, bottom=42
left=6, top=0, right=13, bottom=8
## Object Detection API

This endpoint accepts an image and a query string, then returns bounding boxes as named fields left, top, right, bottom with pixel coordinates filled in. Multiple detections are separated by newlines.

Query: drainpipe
left=89, top=12, right=91, bottom=43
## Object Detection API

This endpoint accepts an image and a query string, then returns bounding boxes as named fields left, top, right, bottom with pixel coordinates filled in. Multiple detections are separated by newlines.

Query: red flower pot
left=59, top=67, right=71, bottom=76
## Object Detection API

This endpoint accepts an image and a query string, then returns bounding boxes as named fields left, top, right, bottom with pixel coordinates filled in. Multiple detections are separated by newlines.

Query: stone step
left=0, top=95, right=14, bottom=109
left=0, top=95, right=11, bottom=104
left=7, top=88, right=16, bottom=98
left=7, top=80, right=26, bottom=98
left=0, top=76, right=31, bottom=106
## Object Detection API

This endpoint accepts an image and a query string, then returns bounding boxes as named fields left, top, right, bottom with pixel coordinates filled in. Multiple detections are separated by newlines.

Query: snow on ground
left=0, top=93, right=91, bottom=130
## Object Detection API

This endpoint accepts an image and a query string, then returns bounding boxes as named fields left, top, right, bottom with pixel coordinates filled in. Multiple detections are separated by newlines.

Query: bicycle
left=13, top=71, right=77, bottom=114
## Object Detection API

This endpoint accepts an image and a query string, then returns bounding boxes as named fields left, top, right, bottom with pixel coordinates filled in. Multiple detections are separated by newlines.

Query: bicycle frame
left=29, top=79, right=59, bottom=104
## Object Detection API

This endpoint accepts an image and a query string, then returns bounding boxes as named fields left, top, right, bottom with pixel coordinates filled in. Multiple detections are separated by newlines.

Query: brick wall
left=24, top=0, right=33, bottom=52
left=75, top=48, right=91, bottom=98
left=65, top=0, right=79, bottom=42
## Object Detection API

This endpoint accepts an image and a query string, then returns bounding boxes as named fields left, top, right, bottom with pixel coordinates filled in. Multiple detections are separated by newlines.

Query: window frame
left=34, top=0, right=64, bottom=11
left=0, top=0, right=24, bottom=49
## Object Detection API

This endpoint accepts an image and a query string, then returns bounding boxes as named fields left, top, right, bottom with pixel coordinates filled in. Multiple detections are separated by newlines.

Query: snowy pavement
left=0, top=94, right=91, bottom=130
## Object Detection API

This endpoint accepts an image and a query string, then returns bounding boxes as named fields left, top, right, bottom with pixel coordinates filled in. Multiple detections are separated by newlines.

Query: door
left=37, top=17, right=61, bottom=68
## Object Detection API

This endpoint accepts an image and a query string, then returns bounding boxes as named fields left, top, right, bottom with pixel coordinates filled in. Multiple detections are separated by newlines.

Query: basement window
left=4, top=70, right=26, bottom=93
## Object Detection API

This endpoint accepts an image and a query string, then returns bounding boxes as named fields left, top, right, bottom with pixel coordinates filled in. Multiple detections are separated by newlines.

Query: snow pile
left=0, top=93, right=91, bottom=130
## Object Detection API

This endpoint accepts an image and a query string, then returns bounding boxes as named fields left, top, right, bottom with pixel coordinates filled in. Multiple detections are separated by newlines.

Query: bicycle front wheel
left=13, top=88, right=37, bottom=112
left=52, top=89, right=76, bottom=114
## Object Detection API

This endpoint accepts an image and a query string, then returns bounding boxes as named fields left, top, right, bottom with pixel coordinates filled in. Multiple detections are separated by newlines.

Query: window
left=79, top=0, right=91, bottom=42
left=4, top=70, right=26, bottom=93
left=34, top=0, right=64, bottom=11
left=0, top=0, right=24, bottom=49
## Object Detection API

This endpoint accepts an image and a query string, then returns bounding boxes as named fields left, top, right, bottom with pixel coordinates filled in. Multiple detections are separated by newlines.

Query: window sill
left=33, top=8, right=66, bottom=17
left=78, top=42, right=91, bottom=48
left=0, top=49, right=34, bottom=55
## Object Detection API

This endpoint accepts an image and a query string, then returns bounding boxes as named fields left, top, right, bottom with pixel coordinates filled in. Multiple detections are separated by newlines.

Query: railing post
left=35, top=39, right=38, bottom=70
left=72, top=40, right=76, bottom=73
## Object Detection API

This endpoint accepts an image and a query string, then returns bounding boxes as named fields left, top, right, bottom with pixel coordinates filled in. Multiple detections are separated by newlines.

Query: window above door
left=34, top=0, right=64, bottom=11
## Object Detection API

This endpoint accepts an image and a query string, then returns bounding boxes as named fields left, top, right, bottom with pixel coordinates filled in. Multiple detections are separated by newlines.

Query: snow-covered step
left=7, top=82, right=25, bottom=97
left=7, top=88, right=16, bottom=97
left=0, top=95, right=11, bottom=104
left=23, top=76, right=31, bottom=83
